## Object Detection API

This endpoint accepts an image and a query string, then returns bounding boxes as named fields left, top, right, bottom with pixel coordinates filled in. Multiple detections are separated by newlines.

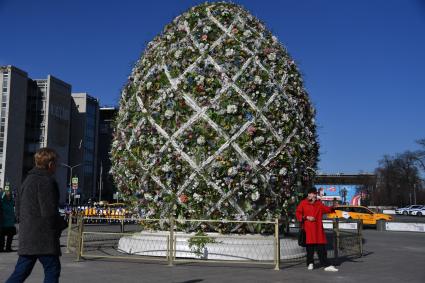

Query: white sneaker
left=307, top=263, right=314, bottom=270
left=324, top=265, right=338, bottom=272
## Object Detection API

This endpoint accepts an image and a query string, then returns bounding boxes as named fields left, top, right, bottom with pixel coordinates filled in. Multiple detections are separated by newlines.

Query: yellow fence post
left=168, top=216, right=174, bottom=266
left=65, top=214, right=73, bottom=254
left=333, top=218, right=339, bottom=259
left=274, top=218, right=280, bottom=270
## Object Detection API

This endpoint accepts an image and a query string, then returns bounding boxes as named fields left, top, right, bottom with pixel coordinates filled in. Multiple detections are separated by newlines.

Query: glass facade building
left=69, top=93, right=99, bottom=203
left=97, top=107, right=117, bottom=201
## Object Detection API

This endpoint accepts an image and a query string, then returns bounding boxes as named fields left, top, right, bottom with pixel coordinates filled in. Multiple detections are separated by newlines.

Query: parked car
left=410, top=206, right=425, bottom=216
left=395, top=205, right=423, bottom=215
left=327, top=205, right=393, bottom=225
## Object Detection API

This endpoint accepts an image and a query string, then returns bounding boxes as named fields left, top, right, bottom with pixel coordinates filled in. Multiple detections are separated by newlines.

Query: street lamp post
left=61, top=163, right=82, bottom=205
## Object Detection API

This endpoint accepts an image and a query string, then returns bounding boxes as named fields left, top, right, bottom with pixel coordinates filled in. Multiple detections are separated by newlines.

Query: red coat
left=295, top=199, right=334, bottom=244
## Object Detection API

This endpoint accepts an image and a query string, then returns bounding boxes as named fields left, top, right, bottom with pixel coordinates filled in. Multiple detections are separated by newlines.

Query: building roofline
left=46, top=75, right=72, bottom=89
left=72, top=92, right=99, bottom=102
left=0, top=65, right=28, bottom=77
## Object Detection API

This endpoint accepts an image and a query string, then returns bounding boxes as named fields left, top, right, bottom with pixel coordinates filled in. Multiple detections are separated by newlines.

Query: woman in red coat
left=296, top=187, right=338, bottom=272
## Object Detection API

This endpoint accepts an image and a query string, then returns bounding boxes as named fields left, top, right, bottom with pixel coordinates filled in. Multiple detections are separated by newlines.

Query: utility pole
left=61, top=163, right=82, bottom=205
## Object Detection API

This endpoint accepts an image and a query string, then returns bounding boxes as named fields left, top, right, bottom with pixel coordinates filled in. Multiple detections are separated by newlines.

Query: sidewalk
left=0, top=229, right=424, bottom=283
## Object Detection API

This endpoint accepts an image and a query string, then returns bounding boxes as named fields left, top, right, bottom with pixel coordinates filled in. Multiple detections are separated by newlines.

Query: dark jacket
left=0, top=196, right=3, bottom=229
left=1, top=192, right=15, bottom=227
left=16, top=168, right=63, bottom=256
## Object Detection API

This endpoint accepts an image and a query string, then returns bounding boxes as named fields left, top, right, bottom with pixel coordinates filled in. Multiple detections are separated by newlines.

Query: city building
left=0, top=65, right=117, bottom=204
left=97, top=107, right=117, bottom=201
left=23, top=74, right=72, bottom=203
left=0, top=66, right=28, bottom=193
left=69, top=93, right=99, bottom=203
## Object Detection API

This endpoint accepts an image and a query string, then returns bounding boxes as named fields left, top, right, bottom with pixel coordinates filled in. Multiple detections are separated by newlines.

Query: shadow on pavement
left=334, top=250, right=374, bottom=266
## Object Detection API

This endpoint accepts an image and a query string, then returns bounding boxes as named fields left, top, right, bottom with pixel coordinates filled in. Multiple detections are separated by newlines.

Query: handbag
left=298, top=225, right=306, bottom=247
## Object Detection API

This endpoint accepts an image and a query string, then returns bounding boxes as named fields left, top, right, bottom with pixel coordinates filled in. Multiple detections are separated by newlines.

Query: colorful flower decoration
left=111, top=2, right=319, bottom=233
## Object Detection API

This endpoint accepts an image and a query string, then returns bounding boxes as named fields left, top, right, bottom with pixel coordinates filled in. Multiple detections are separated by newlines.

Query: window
left=353, top=207, right=372, bottom=214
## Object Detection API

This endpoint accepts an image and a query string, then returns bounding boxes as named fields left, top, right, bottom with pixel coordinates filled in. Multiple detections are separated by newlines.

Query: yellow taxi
left=327, top=205, right=393, bottom=225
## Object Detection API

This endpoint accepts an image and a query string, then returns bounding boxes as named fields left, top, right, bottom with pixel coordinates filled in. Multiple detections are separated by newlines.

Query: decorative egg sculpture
left=111, top=2, right=318, bottom=232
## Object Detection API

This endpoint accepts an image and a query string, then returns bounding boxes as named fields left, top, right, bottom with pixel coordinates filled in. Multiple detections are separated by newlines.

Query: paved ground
left=0, top=229, right=424, bottom=283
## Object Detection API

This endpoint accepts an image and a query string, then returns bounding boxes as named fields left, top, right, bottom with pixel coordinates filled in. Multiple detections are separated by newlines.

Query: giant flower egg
left=111, top=2, right=318, bottom=231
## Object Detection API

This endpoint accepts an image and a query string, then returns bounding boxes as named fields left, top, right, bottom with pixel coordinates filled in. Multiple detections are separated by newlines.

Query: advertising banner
left=314, top=184, right=364, bottom=206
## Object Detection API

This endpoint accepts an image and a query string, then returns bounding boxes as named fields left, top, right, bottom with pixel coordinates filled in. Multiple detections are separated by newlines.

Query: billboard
left=314, top=184, right=364, bottom=206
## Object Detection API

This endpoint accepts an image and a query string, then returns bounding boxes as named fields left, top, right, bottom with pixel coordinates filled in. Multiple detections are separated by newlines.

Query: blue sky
left=1, top=0, right=424, bottom=174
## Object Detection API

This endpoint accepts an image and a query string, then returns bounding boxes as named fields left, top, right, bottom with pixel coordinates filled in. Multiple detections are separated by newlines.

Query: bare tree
left=395, top=152, right=421, bottom=205
left=413, top=139, right=425, bottom=172
left=374, top=152, right=422, bottom=206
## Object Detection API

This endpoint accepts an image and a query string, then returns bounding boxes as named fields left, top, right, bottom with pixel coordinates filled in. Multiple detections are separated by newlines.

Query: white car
left=395, top=205, right=423, bottom=215
left=410, top=206, right=425, bottom=216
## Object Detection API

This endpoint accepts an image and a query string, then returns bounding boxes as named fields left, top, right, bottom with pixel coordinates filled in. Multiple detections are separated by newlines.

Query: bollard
left=76, top=216, right=84, bottom=261
left=274, top=218, right=280, bottom=270
left=65, top=214, right=73, bottom=253
left=120, top=218, right=125, bottom=233
left=376, top=219, right=386, bottom=232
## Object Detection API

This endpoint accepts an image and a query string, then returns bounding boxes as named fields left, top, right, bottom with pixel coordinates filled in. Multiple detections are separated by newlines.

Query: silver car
left=410, top=205, right=425, bottom=216
left=395, top=205, right=422, bottom=215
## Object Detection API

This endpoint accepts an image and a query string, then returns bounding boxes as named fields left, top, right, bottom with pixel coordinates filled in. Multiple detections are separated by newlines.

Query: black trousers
left=306, top=244, right=330, bottom=267
left=0, top=227, right=15, bottom=251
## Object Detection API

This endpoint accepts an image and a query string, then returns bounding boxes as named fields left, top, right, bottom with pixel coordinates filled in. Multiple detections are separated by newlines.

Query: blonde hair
left=34, top=148, right=58, bottom=169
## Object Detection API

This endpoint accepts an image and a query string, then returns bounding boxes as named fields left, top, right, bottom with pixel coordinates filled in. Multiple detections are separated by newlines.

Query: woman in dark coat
left=0, top=193, right=3, bottom=241
left=6, top=148, right=66, bottom=283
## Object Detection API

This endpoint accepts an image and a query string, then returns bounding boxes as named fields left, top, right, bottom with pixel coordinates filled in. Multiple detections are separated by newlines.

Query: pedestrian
left=296, top=187, right=339, bottom=272
left=6, top=148, right=67, bottom=283
left=1, top=189, right=17, bottom=252
left=0, top=187, right=3, bottom=242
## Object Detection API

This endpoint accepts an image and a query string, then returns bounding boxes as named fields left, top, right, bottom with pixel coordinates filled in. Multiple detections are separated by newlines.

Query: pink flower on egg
left=247, top=125, right=256, bottom=135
